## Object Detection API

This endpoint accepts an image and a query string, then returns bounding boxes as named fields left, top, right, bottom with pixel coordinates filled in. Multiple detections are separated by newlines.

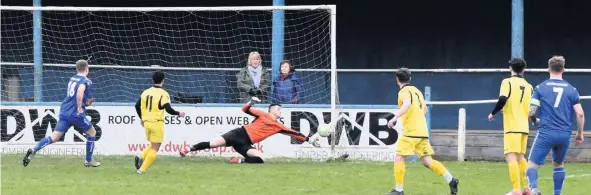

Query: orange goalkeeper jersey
left=241, top=103, right=307, bottom=144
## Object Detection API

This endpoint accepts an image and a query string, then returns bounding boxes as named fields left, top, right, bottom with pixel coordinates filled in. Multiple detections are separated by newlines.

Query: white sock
left=443, top=172, right=453, bottom=183
left=395, top=184, right=403, bottom=192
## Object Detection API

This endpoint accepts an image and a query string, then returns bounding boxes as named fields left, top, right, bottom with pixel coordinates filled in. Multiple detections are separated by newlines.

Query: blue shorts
left=55, top=114, right=93, bottom=133
left=528, top=130, right=571, bottom=165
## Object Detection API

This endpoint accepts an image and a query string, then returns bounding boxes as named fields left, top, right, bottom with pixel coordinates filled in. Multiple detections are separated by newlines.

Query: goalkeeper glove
left=308, top=133, right=321, bottom=148
left=248, top=97, right=261, bottom=106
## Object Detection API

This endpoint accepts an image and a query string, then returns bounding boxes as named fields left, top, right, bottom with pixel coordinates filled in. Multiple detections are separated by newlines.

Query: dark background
left=3, top=0, right=591, bottom=69
left=2, top=0, right=590, bottom=130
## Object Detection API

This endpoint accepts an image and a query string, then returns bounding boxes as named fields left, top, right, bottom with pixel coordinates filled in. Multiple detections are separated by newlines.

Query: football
left=317, top=123, right=333, bottom=137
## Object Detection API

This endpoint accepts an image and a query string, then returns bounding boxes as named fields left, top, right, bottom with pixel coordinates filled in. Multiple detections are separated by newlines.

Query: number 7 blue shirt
left=531, top=79, right=580, bottom=133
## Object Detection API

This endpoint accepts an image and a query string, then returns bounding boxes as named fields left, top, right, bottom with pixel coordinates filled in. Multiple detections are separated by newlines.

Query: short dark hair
left=395, top=67, right=411, bottom=83
left=268, top=103, right=281, bottom=112
left=76, top=60, right=89, bottom=72
left=548, top=56, right=565, bottom=73
left=280, top=60, right=295, bottom=73
left=152, top=71, right=165, bottom=84
left=508, top=57, right=527, bottom=74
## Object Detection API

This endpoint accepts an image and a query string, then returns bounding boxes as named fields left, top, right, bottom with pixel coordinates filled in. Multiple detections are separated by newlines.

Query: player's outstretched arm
left=134, top=98, right=142, bottom=119
left=160, top=102, right=184, bottom=117
left=573, top=103, right=585, bottom=145
left=277, top=124, right=320, bottom=147
left=241, top=97, right=264, bottom=116
left=76, top=84, right=87, bottom=115
left=489, top=96, right=507, bottom=120
left=388, top=97, right=410, bottom=128
left=528, top=104, right=540, bottom=125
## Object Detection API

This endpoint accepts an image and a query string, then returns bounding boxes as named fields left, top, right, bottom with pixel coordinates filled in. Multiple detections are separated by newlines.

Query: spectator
left=236, top=51, right=270, bottom=103
left=272, top=60, right=303, bottom=104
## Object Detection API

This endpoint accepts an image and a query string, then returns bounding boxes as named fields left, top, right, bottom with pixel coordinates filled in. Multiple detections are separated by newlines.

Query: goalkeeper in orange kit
left=180, top=97, right=321, bottom=163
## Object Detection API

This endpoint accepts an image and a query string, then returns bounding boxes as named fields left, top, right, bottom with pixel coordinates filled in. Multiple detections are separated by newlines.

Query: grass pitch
left=2, top=154, right=590, bottom=195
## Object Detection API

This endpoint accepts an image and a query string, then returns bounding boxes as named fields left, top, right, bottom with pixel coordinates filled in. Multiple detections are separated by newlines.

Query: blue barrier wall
left=5, top=68, right=591, bottom=130
left=2, top=0, right=590, bottom=131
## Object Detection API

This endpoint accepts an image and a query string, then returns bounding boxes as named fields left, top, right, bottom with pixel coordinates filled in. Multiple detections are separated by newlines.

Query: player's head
left=508, top=57, right=527, bottom=75
left=280, top=60, right=294, bottom=74
left=548, top=55, right=565, bottom=74
left=152, top=71, right=165, bottom=86
left=268, top=103, right=281, bottom=118
left=76, top=60, right=89, bottom=75
left=395, top=67, right=411, bottom=86
left=248, top=51, right=262, bottom=68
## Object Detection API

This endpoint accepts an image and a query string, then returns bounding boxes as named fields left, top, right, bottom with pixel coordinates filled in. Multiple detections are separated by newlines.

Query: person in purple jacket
left=272, top=60, right=303, bottom=104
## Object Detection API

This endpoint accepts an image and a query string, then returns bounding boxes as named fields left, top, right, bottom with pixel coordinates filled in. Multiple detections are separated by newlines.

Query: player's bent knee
left=420, top=155, right=433, bottom=167
left=246, top=149, right=263, bottom=158
left=151, top=142, right=161, bottom=151
left=210, top=137, right=227, bottom=148
left=505, top=153, right=518, bottom=161
left=552, top=161, right=564, bottom=168
left=528, top=161, right=540, bottom=168
left=50, top=132, right=64, bottom=143
left=86, top=127, right=96, bottom=136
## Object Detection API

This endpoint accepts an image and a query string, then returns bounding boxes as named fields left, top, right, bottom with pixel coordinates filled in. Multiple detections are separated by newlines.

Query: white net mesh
left=1, top=7, right=334, bottom=104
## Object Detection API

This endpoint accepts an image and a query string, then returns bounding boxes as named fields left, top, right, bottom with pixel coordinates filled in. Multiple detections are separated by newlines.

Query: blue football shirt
left=59, top=74, right=92, bottom=117
left=531, top=79, right=580, bottom=133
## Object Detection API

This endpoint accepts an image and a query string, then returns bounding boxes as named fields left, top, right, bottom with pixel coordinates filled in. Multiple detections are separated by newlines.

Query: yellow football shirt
left=499, top=76, right=533, bottom=133
left=398, top=85, right=428, bottom=138
left=140, top=86, right=171, bottom=122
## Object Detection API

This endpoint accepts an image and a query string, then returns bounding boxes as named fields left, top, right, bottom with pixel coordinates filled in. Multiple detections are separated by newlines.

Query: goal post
left=1, top=5, right=340, bottom=155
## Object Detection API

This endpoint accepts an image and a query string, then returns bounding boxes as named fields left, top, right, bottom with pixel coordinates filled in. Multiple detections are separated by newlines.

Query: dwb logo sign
left=1, top=108, right=102, bottom=143
left=286, top=108, right=400, bottom=147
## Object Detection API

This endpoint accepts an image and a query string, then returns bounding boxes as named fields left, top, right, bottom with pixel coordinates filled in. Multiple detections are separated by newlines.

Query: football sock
left=33, top=136, right=53, bottom=153
left=243, top=157, right=264, bottom=164
left=394, top=161, right=405, bottom=191
left=518, top=159, right=529, bottom=187
left=526, top=167, right=539, bottom=190
left=141, top=145, right=152, bottom=159
left=85, top=136, right=95, bottom=162
left=428, top=160, right=453, bottom=183
left=190, top=142, right=210, bottom=151
left=553, top=167, right=565, bottom=195
left=508, top=161, right=521, bottom=191
left=139, top=148, right=158, bottom=172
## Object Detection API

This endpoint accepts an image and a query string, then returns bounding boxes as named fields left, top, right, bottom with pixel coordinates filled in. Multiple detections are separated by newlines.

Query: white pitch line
left=541, top=173, right=591, bottom=180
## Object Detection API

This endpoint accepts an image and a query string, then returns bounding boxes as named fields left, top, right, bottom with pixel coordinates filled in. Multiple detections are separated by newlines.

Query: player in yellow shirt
left=386, top=68, right=459, bottom=195
left=134, top=71, right=185, bottom=174
left=488, top=58, right=533, bottom=195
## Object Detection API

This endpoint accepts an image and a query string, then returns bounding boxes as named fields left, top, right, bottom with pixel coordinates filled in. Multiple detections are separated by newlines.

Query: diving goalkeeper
left=180, top=97, right=321, bottom=163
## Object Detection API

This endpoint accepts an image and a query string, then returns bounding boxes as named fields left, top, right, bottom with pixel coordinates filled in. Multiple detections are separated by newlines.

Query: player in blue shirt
left=23, top=60, right=101, bottom=167
left=526, top=56, right=585, bottom=195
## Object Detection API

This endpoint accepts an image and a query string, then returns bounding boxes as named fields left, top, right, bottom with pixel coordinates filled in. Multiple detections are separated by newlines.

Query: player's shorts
left=396, top=136, right=434, bottom=158
left=528, top=130, right=571, bottom=165
left=221, top=127, right=254, bottom=157
left=503, top=132, right=528, bottom=154
left=55, top=114, right=93, bottom=133
left=144, top=121, right=165, bottom=143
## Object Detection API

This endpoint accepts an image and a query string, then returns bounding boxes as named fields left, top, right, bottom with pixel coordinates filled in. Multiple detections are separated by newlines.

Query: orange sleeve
left=241, top=103, right=266, bottom=117
left=276, top=123, right=307, bottom=142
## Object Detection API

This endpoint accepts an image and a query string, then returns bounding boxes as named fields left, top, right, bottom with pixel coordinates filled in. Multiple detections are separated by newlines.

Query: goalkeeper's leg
left=228, top=146, right=264, bottom=164
left=181, top=137, right=227, bottom=157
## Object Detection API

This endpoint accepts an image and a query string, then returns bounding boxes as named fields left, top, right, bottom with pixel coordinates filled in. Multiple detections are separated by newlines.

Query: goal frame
left=0, top=5, right=339, bottom=153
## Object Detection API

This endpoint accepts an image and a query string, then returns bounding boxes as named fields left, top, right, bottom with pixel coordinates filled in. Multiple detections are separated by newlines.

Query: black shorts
left=221, top=127, right=254, bottom=157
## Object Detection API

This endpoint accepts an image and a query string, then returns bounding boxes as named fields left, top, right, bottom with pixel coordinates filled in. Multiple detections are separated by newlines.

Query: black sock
left=243, top=157, right=264, bottom=164
left=190, top=142, right=210, bottom=151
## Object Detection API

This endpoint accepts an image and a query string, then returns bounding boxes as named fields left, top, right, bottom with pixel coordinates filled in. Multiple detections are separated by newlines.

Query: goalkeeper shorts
left=221, top=127, right=255, bottom=157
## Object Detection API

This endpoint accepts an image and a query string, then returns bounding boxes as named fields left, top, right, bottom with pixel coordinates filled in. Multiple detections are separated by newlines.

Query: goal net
left=1, top=6, right=335, bottom=104
left=1, top=5, right=356, bottom=159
